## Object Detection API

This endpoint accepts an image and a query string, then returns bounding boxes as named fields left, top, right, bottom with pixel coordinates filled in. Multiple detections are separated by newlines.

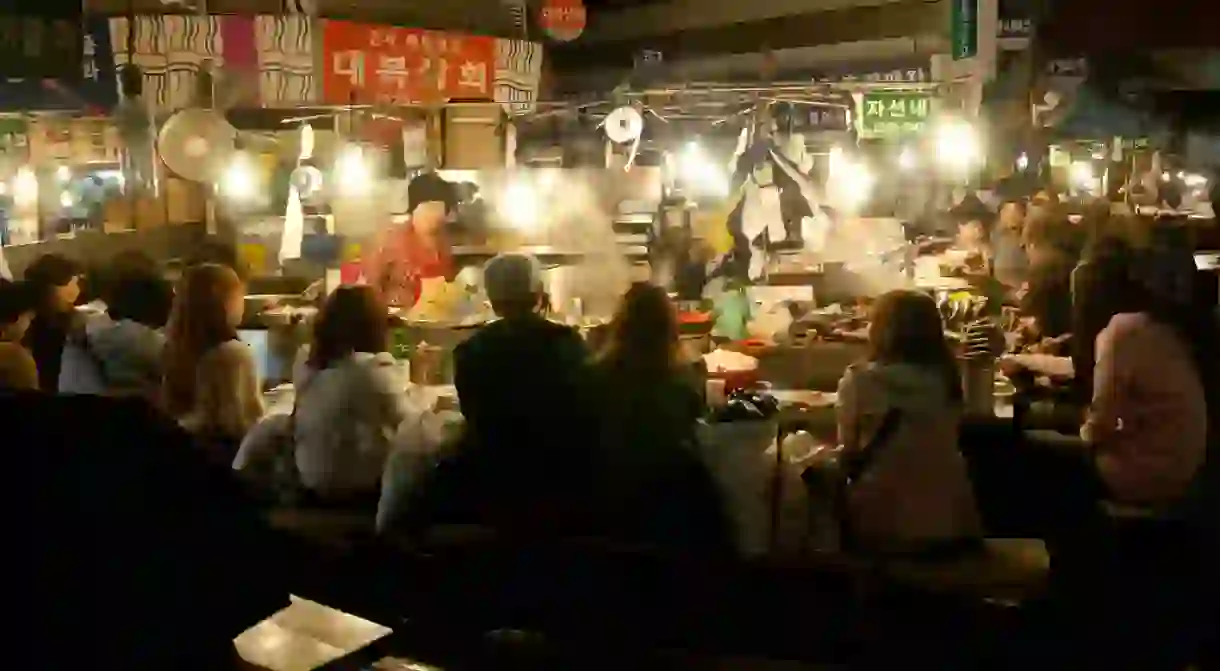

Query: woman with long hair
left=596, top=282, right=703, bottom=435
left=591, top=282, right=732, bottom=554
left=164, top=264, right=262, bottom=457
left=291, top=285, right=410, bottom=502
left=21, top=254, right=83, bottom=392
left=834, top=289, right=979, bottom=554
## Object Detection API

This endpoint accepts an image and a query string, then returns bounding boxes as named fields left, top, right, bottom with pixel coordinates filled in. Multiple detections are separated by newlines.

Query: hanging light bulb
left=13, top=167, right=38, bottom=207
left=335, top=145, right=371, bottom=196
left=220, top=153, right=257, bottom=201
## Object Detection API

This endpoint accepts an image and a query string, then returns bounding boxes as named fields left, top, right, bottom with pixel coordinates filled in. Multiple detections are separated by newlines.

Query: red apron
left=364, top=224, right=453, bottom=308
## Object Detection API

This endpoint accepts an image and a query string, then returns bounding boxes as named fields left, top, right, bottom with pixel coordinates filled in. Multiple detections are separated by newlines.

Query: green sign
left=951, top=0, right=978, bottom=60
left=859, top=93, right=932, bottom=138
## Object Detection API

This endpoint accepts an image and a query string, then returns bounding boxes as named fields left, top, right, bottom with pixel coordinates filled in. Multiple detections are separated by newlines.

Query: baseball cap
left=483, top=253, right=543, bottom=306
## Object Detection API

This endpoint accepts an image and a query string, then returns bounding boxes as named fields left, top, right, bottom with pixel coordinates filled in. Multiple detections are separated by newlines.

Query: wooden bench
left=871, top=538, right=1050, bottom=605
left=266, top=507, right=376, bottom=550
left=801, top=538, right=1049, bottom=607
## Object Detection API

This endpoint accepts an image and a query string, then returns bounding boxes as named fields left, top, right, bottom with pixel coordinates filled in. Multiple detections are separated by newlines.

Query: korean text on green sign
left=860, top=93, right=932, bottom=138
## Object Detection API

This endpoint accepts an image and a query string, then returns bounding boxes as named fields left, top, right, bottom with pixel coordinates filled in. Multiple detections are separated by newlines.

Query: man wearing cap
left=454, top=253, right=592, bottom=444
left=392, top=254, right=601, bottom=537
left=364, top=172, right=457, bottom=308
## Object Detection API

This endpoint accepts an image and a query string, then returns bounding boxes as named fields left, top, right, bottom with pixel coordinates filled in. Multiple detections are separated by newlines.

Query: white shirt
left=292, top=351, right=413, bottom=495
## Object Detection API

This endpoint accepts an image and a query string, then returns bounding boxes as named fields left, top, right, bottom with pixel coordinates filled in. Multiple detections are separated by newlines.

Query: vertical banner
left=321, top=21, right=496, bottom=105
left=495, top=38, right=544, bottom=114
left=951, top=0, right=979, bottom=60
left=110, top=15, right=317, bottom=114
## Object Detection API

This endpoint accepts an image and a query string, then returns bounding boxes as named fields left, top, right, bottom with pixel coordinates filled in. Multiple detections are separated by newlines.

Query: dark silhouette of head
left=307, top=285, right=389, bottom=371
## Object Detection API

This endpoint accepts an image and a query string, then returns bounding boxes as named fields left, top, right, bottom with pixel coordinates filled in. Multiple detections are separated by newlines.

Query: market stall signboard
left=0, top=9, right=83, bottom=81
left=540, top=0, right=587, bottom=42
left=321, top=21, right=495, bottom=105
left=951, top=0, right=979, bottom=60
left=859, top=93, right=932, bottom=138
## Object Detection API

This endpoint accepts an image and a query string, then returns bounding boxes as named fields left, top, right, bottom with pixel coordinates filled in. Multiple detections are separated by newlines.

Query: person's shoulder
left=538, top=319, right=583, bottom=343
left=1104, top=311, right=1152, bottom=335
left=0, top=341, right=38, bottom=388
left=206, top=339, right=256, bottom=365
left=2, top=392, right=172, bottom=442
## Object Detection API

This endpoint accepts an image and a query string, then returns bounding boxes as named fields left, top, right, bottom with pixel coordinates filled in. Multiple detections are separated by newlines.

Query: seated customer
left=0, top=280, right=39, bottom=391
left=1080, top=243, right=1215, bottom=508
left=454, top=253, right=593, bottom=448
left=591, top=283, right=733, bottom=553
left=22, top=254, right=83, bottom=392
left=164, top=264, right=264, bottom=463
left=992, top=199, right=1029, bottom=289
left=834, top=290, right=981, bottom=554
left=7, top=392, right=288, bottom=669
left=387, top=254, right=600, bottom=539
left=293, top=286, right=410, bottom=503
left=59, top=261, right=172, bottom=397
left=1018, top=212, right=1076, bottom=350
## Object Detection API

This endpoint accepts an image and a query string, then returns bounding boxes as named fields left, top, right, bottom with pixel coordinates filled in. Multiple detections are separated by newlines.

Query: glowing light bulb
left=500, top=178, right=538, bottom=231
left=898, top=147, right=916, bottom=171
left=220, top=154, right=256, bottom=201
left=935, top=119, right=981, bottom=171
left=13, top=167, right=38, bottom=206
left=679, top=141, right=728, bottom=197
left=59, top=191, right=74, bottom=208
left=1069, top=161, right=1095, bottom=191
left=56, top=165, right=71, bottom=182
left=335, top=146, right=371, bottom=196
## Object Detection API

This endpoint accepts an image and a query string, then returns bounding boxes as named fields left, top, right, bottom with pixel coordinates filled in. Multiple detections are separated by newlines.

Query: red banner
left=321, top=21, right=495, bottom=105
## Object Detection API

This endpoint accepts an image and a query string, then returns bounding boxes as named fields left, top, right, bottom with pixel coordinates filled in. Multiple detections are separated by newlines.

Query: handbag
left=802, top=408, right=903, bottom=551
left=267, top=379, right=312, bottom=506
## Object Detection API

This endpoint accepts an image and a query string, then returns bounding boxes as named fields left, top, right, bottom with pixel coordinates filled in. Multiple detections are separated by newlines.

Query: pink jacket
left=1084, top=312, right=1207, bottom=505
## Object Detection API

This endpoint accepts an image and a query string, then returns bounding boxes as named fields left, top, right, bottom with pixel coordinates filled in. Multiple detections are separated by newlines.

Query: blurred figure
left=992, top=199, right=1029, bottom=288
left=1019, top=211, right=1076, bottom=345
left=389, top=254, right=600, bottom=540
left=7, top=393, right=288, bottom=669
left=833, top=290, right=980, bottom=554
left=949, top=194, right=994, bottom=276
left=363, top=172, right=456, bottom=308
left=22, top=254, right=83, bottom=392
left=164, top=264, right=263, bottom=461
left=454, top=253, right=591, bottom=447
left=59, top=254, right=172, bottom=398
left=591, top=283, right=733, bottom=553
left=292, top=286, right=409, bottom=504
left=0, top=279, right=39, bottom=390
left=1070, top=236, right=1134, bottom=403
left=1079, top=248, right=1212, bottom=507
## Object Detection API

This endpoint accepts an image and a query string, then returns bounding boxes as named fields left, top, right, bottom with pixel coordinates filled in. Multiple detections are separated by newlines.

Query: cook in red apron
left=363, top=173, right=457, bottom=307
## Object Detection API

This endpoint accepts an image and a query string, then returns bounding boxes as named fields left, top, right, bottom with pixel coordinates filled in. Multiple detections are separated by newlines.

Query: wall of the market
left=550, top=0, right=946, bottom=75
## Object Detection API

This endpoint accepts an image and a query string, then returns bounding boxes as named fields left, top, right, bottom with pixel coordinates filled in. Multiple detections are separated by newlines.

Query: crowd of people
left=3, top=191, right=1218, bottom=666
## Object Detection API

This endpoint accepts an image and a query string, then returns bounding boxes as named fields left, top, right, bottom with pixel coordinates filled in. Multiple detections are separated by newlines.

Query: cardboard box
left=443, top=104, right=504, bottom=170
